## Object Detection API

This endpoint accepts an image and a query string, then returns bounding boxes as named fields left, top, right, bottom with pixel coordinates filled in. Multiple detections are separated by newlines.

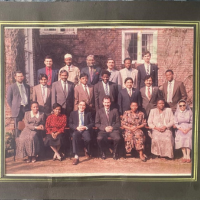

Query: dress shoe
left=58, top=157, right=62, bottom=162
left=72, top=158, right=79, bottom=165
left=113, top=153, right=118, bottom=160
left=101, top=152, right=106, bottom=160
left=85, top=151, right=90, bottom=159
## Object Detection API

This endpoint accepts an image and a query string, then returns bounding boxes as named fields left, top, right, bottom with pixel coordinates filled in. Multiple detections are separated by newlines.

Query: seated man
left=69, top=101, right=94, bottom=165
left=95, top=95, right=121, bottom=160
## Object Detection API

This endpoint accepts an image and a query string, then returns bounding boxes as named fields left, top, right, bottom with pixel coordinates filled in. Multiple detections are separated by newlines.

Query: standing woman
left=16, top=101, right=45, bottom=163
left=121, top=102, right=147, bottom=161
left=148, top=99, right=174, bottom=159
left=44, top=103, right=67, bottom=161
left=174, top=100, right=192, bottom=163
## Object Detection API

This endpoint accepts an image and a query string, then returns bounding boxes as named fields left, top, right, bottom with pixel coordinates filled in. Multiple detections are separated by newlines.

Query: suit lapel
left=109, top=70, right=116, bottom=82
left=142, top=64, right=147, bottom=75
left=58, top=80, right=66, bottom=97
left=108, top=109, right=113, bottom=125
left=88, top=86, right=93, bottom=101
left=101, top=82, right=106, bottom=96
left=142, top=86, right=149, bottom=101
left=163, top=82, right=168, bottom=99
left=172, top=80, right=178, bottom=98
left=38, top=85, right=44, bottom=105
left=102, top=108, right=109, bottom=123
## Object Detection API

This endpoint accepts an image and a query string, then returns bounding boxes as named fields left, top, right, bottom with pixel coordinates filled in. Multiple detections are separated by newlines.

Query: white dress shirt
left=126, top=88, right=132, bottom=96
left=167, top=79, right=175, bottom=103
left=81, top=84, right=90, bottom=96
left=17, top=82, right=28, bottom=106
left=102, top=81, right=110, bottom=95
left=40, top=84, right=47, bottom=103
left=144, top=63, right=151, bottom=74
left=61, top=80, right=68, bottom=93
left=145, top=86, right=153, bottom=98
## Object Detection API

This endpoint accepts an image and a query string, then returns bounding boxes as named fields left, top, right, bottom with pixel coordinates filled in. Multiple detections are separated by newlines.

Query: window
left=40, top=28, right=77, bottom=35
left=122, top=30, right=157, bottom=63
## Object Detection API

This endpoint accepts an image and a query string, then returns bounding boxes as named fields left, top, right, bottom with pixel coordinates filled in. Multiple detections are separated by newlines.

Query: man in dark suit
left=140, top=75, right=163, bottom=118
left=7, top=71, right=30, bottom=136
left=94, top=70, right=118, bottom=111
left=74, top=73, right=95, bottom=114
left=162, top=69, right=187, bottom=113
left=118, top=77, right=141, bottom=117
left=80, top=55, right=102, bottom=85
left=52, top=70, right=74, bottom=118
left=95, top=95, right=121, bottom=160
left=69, top=101, right=94, bottom=165
left=32, top=73, right=51, bottom=116
left=37, top=55, right=58, bottom=86
left=137, top=51, right=158, bottom=89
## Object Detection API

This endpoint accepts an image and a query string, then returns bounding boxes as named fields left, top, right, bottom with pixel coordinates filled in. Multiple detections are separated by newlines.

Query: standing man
left=95, top=95, right=121, bottom=160
left=140, top=75, right=162, bottom=118
left=58, top=53, right=80, bottom=85
left=120, top=58, right=138, bottom=89
left=74, top=73, right=95, bottom=113
left=37, top=55, right=58, bottom=86
left=52, top=70, right=74, bottom=118
left=162, top=69, right=187, bottom=113
left=7, top=71, right=30, bottom=136
left=137, top=51, right=158, bottom=89
left=118, top=77, right=141, bottom=117
left=32, top=73, right=51, bottom=116
left=94, top=70, right=118, bottom=111
left=69, top=101, right=94, bottom=165
left=81, top=55, right=102, bottom=85
left=106, top=58, right=122, bottom=91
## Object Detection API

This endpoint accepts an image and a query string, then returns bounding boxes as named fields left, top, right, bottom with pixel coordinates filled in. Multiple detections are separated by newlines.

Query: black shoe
left=113, top=153, right=118, bottom=160
left=101, top=152, right=106, bottom=160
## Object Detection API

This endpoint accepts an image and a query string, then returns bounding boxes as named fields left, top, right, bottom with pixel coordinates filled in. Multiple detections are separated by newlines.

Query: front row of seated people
left=15, top=95, right=192, bottom=165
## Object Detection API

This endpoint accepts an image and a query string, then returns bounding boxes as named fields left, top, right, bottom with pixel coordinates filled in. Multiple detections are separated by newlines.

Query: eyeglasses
left=179, top=105, right=186, bottom=107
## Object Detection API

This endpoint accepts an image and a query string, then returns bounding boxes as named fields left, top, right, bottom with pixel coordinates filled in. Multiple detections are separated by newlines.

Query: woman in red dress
left=44, top=103, right=67, bottom=161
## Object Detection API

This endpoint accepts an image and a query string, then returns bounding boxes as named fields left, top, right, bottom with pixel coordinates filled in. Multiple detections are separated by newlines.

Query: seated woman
left=121, top=101, right=147, bottom=162
left=148, top=98, right=174, bottom=159
left=174, top=99, right=192, bottom=163
left=44, top=103, right=67, bottom=161
left=16, top=101, right=45, bottom=163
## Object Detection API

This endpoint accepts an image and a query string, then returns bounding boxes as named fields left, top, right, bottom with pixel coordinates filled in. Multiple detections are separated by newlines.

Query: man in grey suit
left=106, top=58, right=122, bottom=91
left=140, top=75, right=162, bottom=118
left=52, top=70, right=74, bottom=118
left=137, top=51, right=158, bottom=89
left=162, top=69, right=187, bottom=113
left=7, top=71, right=30, bottom=136
left=74, top=73, right=95, bottom=114
left=95, top=95, right=121, bottom=160
left=32, top=73, right=51, bottom=116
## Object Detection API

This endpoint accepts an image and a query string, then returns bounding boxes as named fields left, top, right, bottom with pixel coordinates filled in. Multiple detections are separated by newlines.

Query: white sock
left=74, top=155, right=79, bottom=159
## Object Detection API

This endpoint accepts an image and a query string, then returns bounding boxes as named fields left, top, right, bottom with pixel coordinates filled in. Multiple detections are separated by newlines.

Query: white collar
left=40, top=84, right=47, bottom=88
left=168, top=79, right=174, bottom=84
left=30, top=111, right=39, bottom=118
left=78, top=110, right=84, bottom=114
left=61, top=80, right=68, bottom=84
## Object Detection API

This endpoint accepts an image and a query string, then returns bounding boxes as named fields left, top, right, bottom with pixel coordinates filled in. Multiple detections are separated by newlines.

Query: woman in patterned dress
left=44, top=103, right=67, bottom=161
left=174, top=99, right=192, bottom=163
left=121, top=101, right=147, bottom=161
left=16, top=101, right=45, bottom=163
left=148, top=99, right=174, bottom=159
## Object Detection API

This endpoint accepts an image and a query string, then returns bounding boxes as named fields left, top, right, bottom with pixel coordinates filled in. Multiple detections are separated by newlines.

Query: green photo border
left=0, top=20, right=199, bottom=182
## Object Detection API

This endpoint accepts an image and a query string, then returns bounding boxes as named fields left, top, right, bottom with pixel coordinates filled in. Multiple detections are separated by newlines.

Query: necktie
left=89, top=67, right=93, bottom=82
left=19, top=84, right=26, bottom=105
left=105, top=84, right=109, bottom=95
left=42, top=86, right=46, bottom=103
left=128, top=89, right=132, bottom=97
left=84, top=85, right=90, bottom=100
left=63, top=82, right=68, bottom=97
left=47, top=69, right=51, bottom=85
left=147, top=87, right=151, bottom=100
left=80, top=112, right=84, bottom=126
left=146, top=65, right=149, bottom=75
left=168, top=82, right=172, bottom=103
left=106, top=110, right=109, bottom=121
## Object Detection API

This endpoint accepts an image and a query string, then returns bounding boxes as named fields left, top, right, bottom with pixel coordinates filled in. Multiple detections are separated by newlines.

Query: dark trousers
left=72, top=130, right=91, bottom=155
left=97, top=130, right=121, bottom=154
left=14, top=105, right=28, bottom=137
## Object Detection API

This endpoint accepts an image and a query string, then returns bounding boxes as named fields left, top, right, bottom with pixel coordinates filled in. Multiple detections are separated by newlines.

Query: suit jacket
left=37, top=67, right=58, bottom=85
left=58, top=65, right=80, bottom=85
left=52, top=80, right=74, bottom=113
left=32, top=84, right=51, bottom=115
left=81, top=66, right=102, bottom=85
left=108, top=69, right=122, bottom=91
left=94, top=81, right=118, bottom=110
left=120, top=68, right=138, bottom=89
left=162, top=80, right=187, bottom=112
left=7, top=82, right=30, bottom=117
left=95, top=108, right=120, bottom=131
left=74, top=84, right=94, bottom=111
left=137, top=64, right=158, bottom=89
left=69, top=110, right=94, bottom=131
left=140, top=86, right=162, bottom=117
left=118, top=88, right=141, bottom=116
